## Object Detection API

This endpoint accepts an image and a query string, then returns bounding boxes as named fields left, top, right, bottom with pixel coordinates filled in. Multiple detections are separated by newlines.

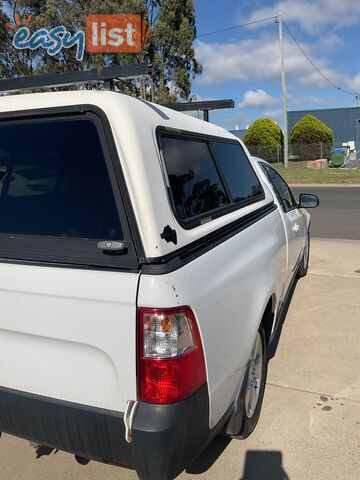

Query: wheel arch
left=223, top=295, right=273, bottom=438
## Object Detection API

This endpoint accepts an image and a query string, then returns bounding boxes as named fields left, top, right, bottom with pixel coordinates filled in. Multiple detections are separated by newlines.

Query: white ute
left=0, top=84, right=319, bottom=480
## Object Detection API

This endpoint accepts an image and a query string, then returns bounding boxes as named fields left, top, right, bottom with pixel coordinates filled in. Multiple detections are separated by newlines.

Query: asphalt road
left=292, top=186, right=360, bottom=240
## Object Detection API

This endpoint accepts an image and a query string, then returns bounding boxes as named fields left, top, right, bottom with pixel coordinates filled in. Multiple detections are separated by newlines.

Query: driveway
left=0, top=239, right=359, bottom=480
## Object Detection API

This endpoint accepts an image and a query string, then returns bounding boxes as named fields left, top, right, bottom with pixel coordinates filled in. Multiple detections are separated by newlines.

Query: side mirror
left=298, top=193, right=319, bottom=209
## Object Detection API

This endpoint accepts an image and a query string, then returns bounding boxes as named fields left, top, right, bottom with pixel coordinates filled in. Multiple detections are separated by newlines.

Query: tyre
left=297, top=230, right=310, bottom=278
left=224, top=326, right=268, bottom=440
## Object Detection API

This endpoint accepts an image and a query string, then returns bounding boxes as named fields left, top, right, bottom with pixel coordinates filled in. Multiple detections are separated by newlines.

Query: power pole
left=277, top=13, right=289, bottom=168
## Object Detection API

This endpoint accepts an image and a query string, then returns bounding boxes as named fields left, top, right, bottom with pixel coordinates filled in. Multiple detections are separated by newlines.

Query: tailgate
left=0, top=262, right=139, bottom=413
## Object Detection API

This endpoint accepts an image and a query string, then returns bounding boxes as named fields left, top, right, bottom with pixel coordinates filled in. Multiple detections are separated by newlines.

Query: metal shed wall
left=288, top=107, right=360, bottom=147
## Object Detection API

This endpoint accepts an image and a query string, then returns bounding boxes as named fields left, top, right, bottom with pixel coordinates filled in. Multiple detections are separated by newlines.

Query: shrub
left=242, top=118, right=283, bottom=147
left=289, top=114, right=333, bottom=145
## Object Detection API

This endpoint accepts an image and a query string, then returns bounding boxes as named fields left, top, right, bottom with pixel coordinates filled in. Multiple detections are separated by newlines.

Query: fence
left=247, top=143, right=333, bottom=165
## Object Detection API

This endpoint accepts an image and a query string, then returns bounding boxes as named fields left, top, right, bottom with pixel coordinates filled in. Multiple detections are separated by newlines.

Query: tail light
left=137, top=306, right=206, bottom=404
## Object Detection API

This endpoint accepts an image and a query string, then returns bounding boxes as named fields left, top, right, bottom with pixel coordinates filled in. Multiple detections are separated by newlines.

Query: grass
left=274, top=161, right=360, bottom=184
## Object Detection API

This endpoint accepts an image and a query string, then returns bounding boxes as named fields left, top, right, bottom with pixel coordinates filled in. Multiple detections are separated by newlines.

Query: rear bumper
left=0, top=385, right=210, bottom=480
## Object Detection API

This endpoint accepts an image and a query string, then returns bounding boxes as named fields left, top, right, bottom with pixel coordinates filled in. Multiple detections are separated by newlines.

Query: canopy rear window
left=0, top=110, right=137, bottom=269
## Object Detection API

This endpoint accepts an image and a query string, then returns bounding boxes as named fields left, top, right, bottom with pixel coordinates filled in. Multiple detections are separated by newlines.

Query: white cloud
left=239, top=89, right=280, bottom=108
left=238, top=0, right=360, bottom=34
left=222, top=112, right=250, bottom=130
left=195, top=35, right=352, bottom=91
left=196, top=36, right=280, bottom=85
left=349, top=74, right=360, bottom=93
left=288, top=95, right=334, bottom=107
left=262, top=109, right=283, bottom=123
left=315, top=33, right=343, bottom=52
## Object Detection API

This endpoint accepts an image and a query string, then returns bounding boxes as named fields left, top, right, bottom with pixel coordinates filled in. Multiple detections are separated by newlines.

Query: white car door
left=261, top=164, right=306, bottom=287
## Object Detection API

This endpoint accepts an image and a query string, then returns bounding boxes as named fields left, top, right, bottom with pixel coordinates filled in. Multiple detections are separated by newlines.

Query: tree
left=289, top=114, right=333, bottom=145
left=288, top=115, right=334, bottom=161
left=242, top=118, right=282, bottom=147
left=242, top=118, right=283, bottom=163
left=0, top=0, right=201, bottom=102
left=148, top=0, right=202, bottom=103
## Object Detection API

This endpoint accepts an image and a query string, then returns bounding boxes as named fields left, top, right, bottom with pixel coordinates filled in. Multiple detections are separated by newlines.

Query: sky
left=192, top=0, right=360, bottom=130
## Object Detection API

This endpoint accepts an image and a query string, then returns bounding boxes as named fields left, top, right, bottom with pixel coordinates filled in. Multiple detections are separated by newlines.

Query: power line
left=197, top=15, right=359, bottom=99
left=282, top=20, right=360, bottom=97
left=197, top=16, right=276, bottom=39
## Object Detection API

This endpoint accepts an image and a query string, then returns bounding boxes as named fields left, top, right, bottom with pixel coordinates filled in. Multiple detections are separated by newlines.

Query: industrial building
left=288, top=107, right=360, bottom=150
left=230, top=106, right=360, bottom=157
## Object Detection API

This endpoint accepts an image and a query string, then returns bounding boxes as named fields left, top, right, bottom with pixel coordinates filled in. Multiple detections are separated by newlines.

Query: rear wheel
left=224, top=326, right=268, bottom=440
left=298, top=230, right=310, bottom=278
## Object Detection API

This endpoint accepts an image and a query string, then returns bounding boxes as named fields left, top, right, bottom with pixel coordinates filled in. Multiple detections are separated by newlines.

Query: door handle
left=292, top=223, right=300, bottom=233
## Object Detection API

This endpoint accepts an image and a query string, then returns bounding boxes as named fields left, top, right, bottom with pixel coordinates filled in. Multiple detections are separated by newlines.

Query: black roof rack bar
left=0, top=62, right=151, bottom=93
left=164, top=99, right=235, bottom=112
left=164, top=99, right=234, bottom=122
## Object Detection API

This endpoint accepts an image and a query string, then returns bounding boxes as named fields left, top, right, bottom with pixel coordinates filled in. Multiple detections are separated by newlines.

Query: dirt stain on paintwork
left=165, top=282, right=180, bottom=298
left=172, top=286, right=179, bottom=298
